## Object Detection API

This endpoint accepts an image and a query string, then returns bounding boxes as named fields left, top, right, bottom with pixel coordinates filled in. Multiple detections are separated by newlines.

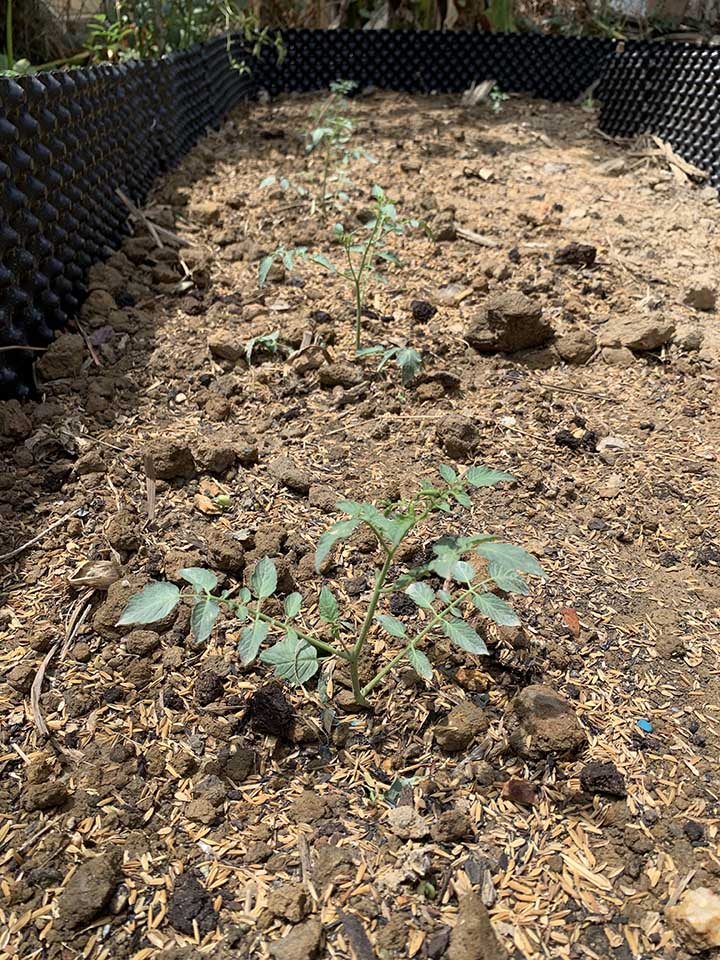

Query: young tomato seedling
left=305, top=79, right=375, bottom=212
left=116, top=465, right=544, bottom=708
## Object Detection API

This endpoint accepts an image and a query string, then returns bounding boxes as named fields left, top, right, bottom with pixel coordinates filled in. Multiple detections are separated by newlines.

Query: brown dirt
left=1, top=91, right=719, bottom=960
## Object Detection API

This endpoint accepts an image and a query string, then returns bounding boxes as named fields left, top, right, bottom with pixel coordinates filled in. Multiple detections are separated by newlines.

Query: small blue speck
left=637, top=719, right=653, bottom=734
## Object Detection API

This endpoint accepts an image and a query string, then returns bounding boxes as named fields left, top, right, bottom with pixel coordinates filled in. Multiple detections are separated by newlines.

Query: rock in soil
left=508, top=684, right=586, bottom=760
left=465, top=291, right=553, bottom=354
left=269, top=919, right=324, bottom=960
left=580, top=761, right=627, bottom=798
left=319, top=362, right=363, bottom=389
left=248, top=682, right=296, bottom=739
left=684, top=275, right=717, bottom=312
left=208, top=331, right=243, bottom=362
left=601, top=345, right=635, bottom=367
left=448, top=891, right=510, bottom=960
left=36, top=334, right=85, bottom=381
left=167, top=871, right=218, bottom=935
left=667, top=886, right=720, bottom=953
left=195, top=670, right=224, bottom=706
left=209, top=531, right=246, bottom=573
left=56, top=849, right=122, bottom=929
left=266, top=882, right=312, bottom=922
left=431, top=808, right=474, bottom=843
left=288, top=790, right=328, bottom=824
left=554, top=242, right=597, bottom=267
left=216, top=744, right=256, bottom=782
left=501, top=778, right=540, bottom=806
left=555, top=328, right=597, bottom=365
left=144, top=438, right=196, bottom=480
left=436, top=413, right=479, bottom=461
left=411, top=299, right=437, bottom=323
left=598, top=316, right=675, bottom=352
left=386, top=805, right=430, bottom=840
left=312, top=844, right=357, bottom=892
left=435, top=701, right=488, bottom=752
left=105, top=509, right=142, bottom=553
left=268, top=455, right=311, bottom=495
left=125, top=629, right=161, bottom=657
left=22, top=781, right=70, bottom=811
left=0, top=399, right=32, bottom=439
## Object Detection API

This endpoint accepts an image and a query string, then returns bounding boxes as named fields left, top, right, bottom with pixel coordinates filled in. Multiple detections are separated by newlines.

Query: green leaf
left=442, top=618, right=489, bottom=655
left=405, top=582, right=435, bottom=609
left=450, top=560, right=477, bottom=584
left=439, top=464, right=458, bottom=484
left=250, top=557, right=277, bottom=598
left=315, top=518, right=360, bottom=571
left=472, top=592, right=521, bottom=627
left=428, top=543, right=462, bottom=579
left=356, top=346, right=385, bottom=358
left=238, top=620, right=269, bottom=665
left=488, top=562, right=529, bottom=596
left=464, top=466, right=515, bottom=488
left=407, top=647, right=433, bottom=680
left=376, top=249, right=401, bottom=266
left=284, top=592, right=303, bottom=619
left=191, top=597, right=220, bottom=645
left=180, top=568, right=218, bottom=592
left=475, top=542, right=545, bottom=578
left=116, top=582, right=181, bottom=626
left=318, top=586, right=339, bottom=623
left=258, top=254, right=274, bottom=287
left=260, top=634, right=319, bottom=685
left=233, top=604, right=249, bottom=623
left=375, top=613, right=406, bottom=638
left=451, top=489, right=472, bottom=508
left=396, top=347, right=422, bottom=386
left=238, top=587, right=252, bottom=604
left=376, top=347, right=399, bottom=372
left=374, top=513, right=415, bottom=548
left=310, top=253, right=337, bottom=273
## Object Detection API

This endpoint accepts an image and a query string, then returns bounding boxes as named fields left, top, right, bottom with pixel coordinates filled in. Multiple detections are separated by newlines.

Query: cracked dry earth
left=1, top=89, right=720, bottom=960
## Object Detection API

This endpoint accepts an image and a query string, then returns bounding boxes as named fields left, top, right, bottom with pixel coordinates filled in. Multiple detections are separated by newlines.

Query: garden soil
left=1, top=90, right=719, bottom=960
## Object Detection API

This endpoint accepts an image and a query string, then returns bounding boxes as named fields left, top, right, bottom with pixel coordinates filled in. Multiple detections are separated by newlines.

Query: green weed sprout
left=257, top=245, right=319, bottom=287
left=116, top=465, right=543, bottom=708
left=356, top=344, right=423, bottom=386
left=245, top=329, right=280, bottom=364
left=489, top=85, right=509, bottom=114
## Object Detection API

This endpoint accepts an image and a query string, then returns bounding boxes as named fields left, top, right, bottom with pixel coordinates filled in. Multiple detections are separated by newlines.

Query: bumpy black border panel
left=1, top=30, right=718, bottom=397
left=0, top=34, right=253, bottom=398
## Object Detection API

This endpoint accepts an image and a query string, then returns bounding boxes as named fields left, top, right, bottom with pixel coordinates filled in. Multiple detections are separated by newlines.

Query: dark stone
left=580, top=761, right=627, bottom=798
left=167, top=871, right=217, bottom=935
left=195, top=671, right=224, bottom=706
left=248, top=682, right=296, bottom=739
left=411, top=300, right=437, bottom=323
left=554, top=242, right=597, bottom=267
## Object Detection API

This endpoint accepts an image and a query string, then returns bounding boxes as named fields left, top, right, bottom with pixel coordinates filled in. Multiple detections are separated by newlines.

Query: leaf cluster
left=116, top=464, right=543, bottom=703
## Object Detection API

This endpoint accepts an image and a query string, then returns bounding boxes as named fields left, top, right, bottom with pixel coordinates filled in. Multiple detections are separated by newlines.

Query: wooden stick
left=456, top=226, right=499, bottom=248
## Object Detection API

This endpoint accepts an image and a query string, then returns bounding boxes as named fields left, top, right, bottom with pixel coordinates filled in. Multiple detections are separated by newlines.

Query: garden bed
left=1, top=89, right=719, bottom=960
